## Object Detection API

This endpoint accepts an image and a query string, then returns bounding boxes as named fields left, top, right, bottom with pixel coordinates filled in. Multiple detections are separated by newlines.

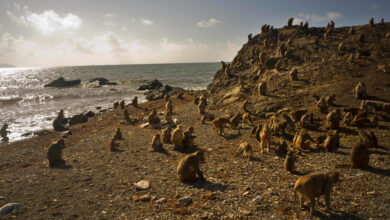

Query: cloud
left=297, top=12, right=342, bottom=22
left=6, top=4, right=82, bottom=36
left=197, top=18, right=220, bottom=28
left=0, top=33, right=38, bottom=66
left=140, top=18, right=153, bottom=25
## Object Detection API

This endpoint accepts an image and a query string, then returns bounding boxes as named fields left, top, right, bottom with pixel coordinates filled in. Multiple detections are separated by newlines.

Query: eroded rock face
left=44, top=77, right=81, bottom=88
left=138, top=79, right=163, bottom=91
left=89, top=78, right=118, bottom=86
left=68, top=114, right=88, bottom=126
left=138, top=79, right=185, bottom=101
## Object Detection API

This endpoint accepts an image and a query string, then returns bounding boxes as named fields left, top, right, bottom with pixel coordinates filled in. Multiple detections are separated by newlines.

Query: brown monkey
left=316, top=98, right=328, bottom=114
left=151, top=134, right=164, bottom=151
left=183, top=127, right=196, bottom=150
left=300, top=113, right=310, bottom=128
left=199, top=94, right=207, bottom=106
left=293, top=129, right=315, bottom=152
left=325, top=94, right=336, bottom=106
left=353, top=82, right=366, bottom=100
left=350, top=142, right=370, bottom=168
left=343, top=112, right=353, bottom=126
left=351, top=109, right=370, bottom=127
left=293, top=171, right=340, bottom=215
left=323, top=130, right=340, bottom=152
left=47, top=139, right=66, bottom=167
left=260, top=124, right=272, bottom=153
left=258, top=82, right=267, bottom=96
left=368, top=18, right=374, bottom=27
left=166, top=101, right=173, bottom=115
left=124, top=109, right=132, bottom=123
left=53, top=109, right=67, bottom=131
left=114, top=128, right=123, bottom=140
left=0, top=124, right=10, bottom=142
left=230, top=113, right=241, bottom=135
left=177, top=151, right=206, bottom=182
left=289, top=109, right=308, bottom=123
left=132, top=96, right=138, bottom=108
left=113, top=102, right=119, bottom=109
left=148, top=110, right=161, bottom=129
left=164, top=112, right=175, bottom=127
left=236, top=142, right=253, bottom=159
left=212, top=117, right=232, bottom=135
left=198, top=103, right=206, bottom=115
left=225, top=66, right=231, bottom=78
left=120, top=100, right=125, bottom=109
left=359, top=130, right=378, bottom=148
left=287, top=17, right=294, bottom=27
left=284, top=151, right=296, bottom=173
left=171, top=125, right=184, bottom=147
left=194, top=96, right=200, bottom=105
left=162, top=127, right=172, bottom=144
left=326, top=109, right=342, bottom=130
left=289, top=68, right=298, bottom=81
left=109, top=136, right=119, bottom=152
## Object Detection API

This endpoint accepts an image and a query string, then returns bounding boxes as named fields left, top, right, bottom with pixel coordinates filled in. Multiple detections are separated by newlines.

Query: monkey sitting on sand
left=171, top=125, right=184, bottom=147
left=177, top=151, right=206, bottom=182
left=132, top=96, right=138, bottom=108
left=260, top=124, right=272, bottom=153
left=47, top=139, right=66, bottom=167
left=151, top=134, right=164, bottom=151
left=114, top=128, right=123, bottom=140
left=0, top=124, right=10, bottom=142
left=284, top=151, right=295, bottom=173
left=293, top=170, right=340, bottom=215
left=326, top=109, right=342, bottom=130
left=353, top=82, right=366, bottom=100
left=148, top=110, right=161, bottom=129
left=162, top=127, right=172, bottom=144
left=182, top=128, right=196, bottom=151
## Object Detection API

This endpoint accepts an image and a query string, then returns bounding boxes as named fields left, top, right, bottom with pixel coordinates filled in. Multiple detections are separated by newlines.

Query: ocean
left=0, top=62, right=219, bottom=142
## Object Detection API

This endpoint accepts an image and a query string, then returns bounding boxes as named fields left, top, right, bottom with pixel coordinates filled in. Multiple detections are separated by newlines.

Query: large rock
left=68, top=113, right=88, bottom=126
left=145, top=85, right=172, bottom=101
left=0, top=203, right=22, bottom=216
left=89, top=78, right=117, bottom=86
left=138, top=79, right=163, bottom=91
left=44, top=77, right=81, bottom=88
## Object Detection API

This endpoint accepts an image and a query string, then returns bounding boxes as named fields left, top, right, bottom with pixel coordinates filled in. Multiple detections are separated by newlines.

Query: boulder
left=145, top=85, right=172, bottom=101
left=68, top=113, right=88, bottom=126
left=138, top=79, right=163, bottom=91
left=85, top=111, right=95, bottom=118
left=89, top=78, right=117, bottom=86
left=44, top=77, right=81, bottom=88
left=0, top=203, right=22, bottom=216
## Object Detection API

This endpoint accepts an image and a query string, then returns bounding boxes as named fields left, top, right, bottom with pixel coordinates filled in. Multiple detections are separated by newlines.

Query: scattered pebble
left=177, top=197, right=192, bottom=206
left=134, top=180, right=150, bottom=190
left=156, top=198, right=166, bottom=204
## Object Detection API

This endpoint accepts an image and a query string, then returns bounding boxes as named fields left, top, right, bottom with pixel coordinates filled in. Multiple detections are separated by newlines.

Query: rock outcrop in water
left=44, top=77, right=81, bottom=88
left=139, top=79, right=185, bottom=101
left=89, top=78, right=118, bottom=86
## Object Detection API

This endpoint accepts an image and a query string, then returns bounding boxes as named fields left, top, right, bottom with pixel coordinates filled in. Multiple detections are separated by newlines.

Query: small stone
left=241, top=210, right=252, bottom=216
left=156, top=198, right=166, bottom=204
left=0, top=203, right=23, bottom=216
left=177, top=197, right=192, bottom=206
left=252, top=195, right=262, bottom=203
left=101, top=210, right=107, bottom=214
left=139, top=194, right=152, bottom=202
left=134, top=180, right=150, bottom=190
left=242, top=191, right=249, bottom=196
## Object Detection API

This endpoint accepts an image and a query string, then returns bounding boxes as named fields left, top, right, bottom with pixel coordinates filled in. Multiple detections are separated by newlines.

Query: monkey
left=242, top=112, right=253, bottom=125
left=113, top=102, right=119, bottom=109
left=289, top=68, right=298, bottom=81
left=287, top=17, right=294, bottom=27
left=177, top=151, right=206, bottom=182
left=289, top=109, right=308, bottom=123
left=198, top=103, right=206, bottom=115
left=120, top=100, right=125, bottom=109
left=360, top=100, right=381, bottom=114
left=162, top=127, right=172, bottom=144
left=53, top=109, right=67, bottom=131
left=330, top=20, right=335, bottom=29
left=0, top=124, right=10, bottom=142
left=151, top=134, right=164, bottom=151
left=109, top=136, right=119, bottom=152
left=148, top=110, right=161, bottom=129
left=282, top=113, right=296, bottom=132
left=183, top=128, right=196, bottom=150
left=348, top=26, right=355, bottom=35
left=350, top=142, right=370, bottom=169
left=220, top=61, right=226, bottom=71
left=199, top=94, right=207, bottom=106
left=47, top=139, right=66, bottom=167
left=260, top=124, right=272, bottom=153
left=359, top=130, right=378, bottom=148
left=284, top=151, right=296, bottom=173
left=248, top=33, right=252, bottom=41
left=293, top=129, right=315, bottom=152
left=316, top=98, right=328, bottom=114
left=323, top=130, right=340, bottom=152
left=164, top=112, right=175, bottom=127
left=114, top=128, right=123, bottom=140
left=370, top=115, right=379, bottom=128
left=212, top=117, right=232, bottom=135
left=303, top=21, right=309, bottom=31
left=194, top=96, right=200, bottom=105
left=230, top=113, right=241, bottom=135
left=325, top=94, right=336, bottom=106
left=166, top=101, right=173, bottom=115
left=269, top=115, right=287, bottom=136
left=124, top=109, right=132, bottom=123
left=314, top=134, right=327, bottom=149
left=132, top=96, right=138, bottom=108
left=225, top=66, right=231, bottom=78
left=343, top=112, right=353, bottom=126
left=293, top=171, right=340, bottom=215
left=277, top=139, right=288, bottom=154
left=326, top=109, right=342, bottom=130
left=171, top=125, right=184, bottom=147
left=353, top=82, right=366, bottom=99
left=368, top=18, right=374, bottom=27
left=343, top=107, right=360, bottom=117
left=236, top=142, right=253, bottom=159
left=201, top=115, right=206, bottom=124
left=351, top=109, right=370, bottom=127
left=258, top=82, right=267, bottom=96
left=380, top=18, right=384, bottom=25
left=300, top=113, right=310, bottom=128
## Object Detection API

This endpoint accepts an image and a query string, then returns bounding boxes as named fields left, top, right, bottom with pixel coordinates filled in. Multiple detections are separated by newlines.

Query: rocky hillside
left=207, top=20, right=390, bottom=115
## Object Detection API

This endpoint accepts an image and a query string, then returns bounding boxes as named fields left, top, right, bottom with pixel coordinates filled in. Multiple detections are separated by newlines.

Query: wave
left=0, top=96, right=22, bottom=104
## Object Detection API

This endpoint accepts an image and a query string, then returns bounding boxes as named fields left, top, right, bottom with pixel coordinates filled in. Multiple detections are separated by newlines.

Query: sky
left=0, top=0, right=389, bottom=67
